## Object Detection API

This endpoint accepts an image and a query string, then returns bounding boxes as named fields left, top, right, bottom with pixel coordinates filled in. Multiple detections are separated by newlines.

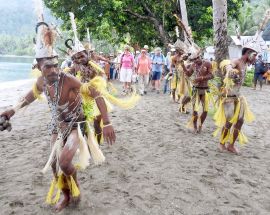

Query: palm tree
left=212, top=0, right=229, bottom=66
left=228, top=1, right=257, bottom=36
left=253, top=0, right=270, bottom=24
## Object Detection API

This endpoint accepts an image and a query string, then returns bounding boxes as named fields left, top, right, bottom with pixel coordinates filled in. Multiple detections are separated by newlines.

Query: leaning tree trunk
left=212, top=0, right=229, bottom=71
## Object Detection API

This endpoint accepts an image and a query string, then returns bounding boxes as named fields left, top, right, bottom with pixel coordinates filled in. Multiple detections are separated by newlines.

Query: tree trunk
left=124, top=7, right=170, bottom=47
left=179, top=0, right=189, bottom=41
left=212, top=0, right=229, bottom=66
left=179, top=0, right=188, bottom=27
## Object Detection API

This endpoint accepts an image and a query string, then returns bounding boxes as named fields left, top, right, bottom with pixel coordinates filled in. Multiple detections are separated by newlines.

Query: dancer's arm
left=0, top=77, right=43, bottom=120
left=67, top=74, right=115, bottom=145
left=90, top=89, right=116, bottom=145
left=182, top=61, right=194, bottom=77
left=194, top=62, right=213, bottom=83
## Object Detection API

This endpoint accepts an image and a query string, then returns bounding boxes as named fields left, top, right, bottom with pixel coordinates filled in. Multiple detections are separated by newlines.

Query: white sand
left=0, top=83, right=270, bottom=215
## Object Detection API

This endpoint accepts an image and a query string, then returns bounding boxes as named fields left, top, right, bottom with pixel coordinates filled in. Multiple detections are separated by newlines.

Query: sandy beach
left=1, top=82, right=270, bottom=215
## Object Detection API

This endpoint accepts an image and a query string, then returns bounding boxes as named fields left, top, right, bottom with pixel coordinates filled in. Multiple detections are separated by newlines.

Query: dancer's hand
left=0, top=109, right=15, bottom=120
left=103, top=124, right=116, bottom=145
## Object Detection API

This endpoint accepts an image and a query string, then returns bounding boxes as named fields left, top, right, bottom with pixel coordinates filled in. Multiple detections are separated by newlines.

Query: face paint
left=248, top=51, right=257, bottom=63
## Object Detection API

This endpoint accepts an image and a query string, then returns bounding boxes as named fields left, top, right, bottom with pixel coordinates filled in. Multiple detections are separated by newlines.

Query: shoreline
left=0, top=55, right=34, bottom=59
left=0, top=79, right=35, bottom=108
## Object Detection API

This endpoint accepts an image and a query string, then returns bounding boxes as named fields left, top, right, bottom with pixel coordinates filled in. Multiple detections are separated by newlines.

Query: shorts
left=120, top=68, right=133, bottom=82
left=254, top=73, right=264, bottom=82
left=152, top=71, right=162, bottom=81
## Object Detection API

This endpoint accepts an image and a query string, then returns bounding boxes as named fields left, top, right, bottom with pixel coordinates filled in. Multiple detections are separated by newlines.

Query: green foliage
left=228, top=1, right=258, bottom=36
left=44, top=0, right=244, bottom=48
left=0, top=0, right=57, bottom=56
left=0, top=34, right=34, bottom=56
left=244, top=68, right=254, bottom=87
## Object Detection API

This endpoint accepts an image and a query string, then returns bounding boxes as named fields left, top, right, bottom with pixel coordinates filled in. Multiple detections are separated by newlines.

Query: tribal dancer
left=170, top=28, right=191, bottom=111
left=65, top=13, right=122, bottom=144
left=172, top=16, right=201, bottom=114
left=0, top=13, right=138, bottom=212
left=214, top=43, right=258, bottom=154
left=183, top=53, right=213, bottom=133
left=214, top=9, right=270, bottom=153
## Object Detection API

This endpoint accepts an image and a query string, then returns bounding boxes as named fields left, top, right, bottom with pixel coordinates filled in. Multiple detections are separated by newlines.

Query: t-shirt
left=121, top=53, right=134, bottom=69
left=151, top=54, right=165, bottom=72
left=137, top=56, right=151, bottom=75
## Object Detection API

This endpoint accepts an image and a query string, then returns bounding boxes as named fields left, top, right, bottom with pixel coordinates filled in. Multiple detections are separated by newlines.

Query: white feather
left=41, top=135, right=62, bottom=174
left=77, top=123, right=90, bottom=169
left=33, top=0, right=44, bottom=22
left=69, top=12, right=78, bottom=40
left=86, top=122, right=105, bottom=165
left=175, top=26, right=180, bottom=38
left=87, top=28, right=91, bottom=46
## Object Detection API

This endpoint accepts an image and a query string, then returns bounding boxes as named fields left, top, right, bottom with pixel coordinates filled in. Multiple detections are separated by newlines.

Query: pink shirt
left=137, top=56, right=151, bottom=75
left=121, top=52, right=134, bottom=69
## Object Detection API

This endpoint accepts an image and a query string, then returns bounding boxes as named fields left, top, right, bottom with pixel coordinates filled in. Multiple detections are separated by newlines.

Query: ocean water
left=0, top=56, right=33, bottom=83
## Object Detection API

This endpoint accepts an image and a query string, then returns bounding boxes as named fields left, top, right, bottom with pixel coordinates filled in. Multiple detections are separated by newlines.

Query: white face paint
left=248, top=51, right=257, bottom=64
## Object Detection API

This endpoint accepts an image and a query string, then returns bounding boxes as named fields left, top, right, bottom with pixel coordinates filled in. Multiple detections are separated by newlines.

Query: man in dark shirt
left=254, top=55, right=267, bottom=90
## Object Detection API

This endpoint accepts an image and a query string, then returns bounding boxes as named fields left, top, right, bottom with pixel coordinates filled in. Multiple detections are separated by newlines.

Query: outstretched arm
left=0, top=77, right=44, bottom=120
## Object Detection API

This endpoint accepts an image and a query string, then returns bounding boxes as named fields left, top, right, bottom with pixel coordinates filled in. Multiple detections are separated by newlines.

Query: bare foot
left=179, top=106, right=189, bottom=114
left=218, top=143, right=227, bottom=152
left=193, top=127, right=198, bottom=134
left=227, top=145, right=239, bottom=154
left=54, top=194, right=70, bottom=212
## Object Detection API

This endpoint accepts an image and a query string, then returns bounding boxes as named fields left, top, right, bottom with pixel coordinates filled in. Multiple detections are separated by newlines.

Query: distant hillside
left=0, top=0, right=57, bottom=35
left=0, top=0, right=59, bottom=55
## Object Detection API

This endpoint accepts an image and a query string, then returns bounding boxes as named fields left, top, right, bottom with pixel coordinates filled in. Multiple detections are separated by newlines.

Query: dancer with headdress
left=170, top=27, right=189, bottom=104
left=0, top=3, right=138, bottom=212
left=172, top=15, right=201, bottom=114
left=183, top=51, right=214, bottom=133
left=65, top=12, right=139, bottom=144
left=214, top=10, right=270, bottom=154
left=214, top=42, right=258, bottom=153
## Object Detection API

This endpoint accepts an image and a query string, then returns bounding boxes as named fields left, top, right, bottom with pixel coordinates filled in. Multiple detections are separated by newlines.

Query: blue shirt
left=254, top=60, right=266, bottom=74
left=151, top=54, right=165, bottom=72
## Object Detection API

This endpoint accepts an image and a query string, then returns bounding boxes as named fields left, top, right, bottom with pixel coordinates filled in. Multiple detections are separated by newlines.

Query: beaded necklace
left=44, top=73, right=83, bottom=140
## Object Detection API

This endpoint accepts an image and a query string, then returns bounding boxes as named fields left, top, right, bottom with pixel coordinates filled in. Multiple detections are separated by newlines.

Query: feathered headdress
left=33, top=0, right=44, bottom=22
left=173, top=14, right=201, bottom=58
left=33, top=0, right=58, bottom=59
left=66, top=12, right=86, bottom=56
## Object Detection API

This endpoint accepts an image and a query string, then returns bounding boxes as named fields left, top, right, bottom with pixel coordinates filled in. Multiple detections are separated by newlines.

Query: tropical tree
left=44, top=0, right=244, bottom=48
left=178, top=0, right=189, bottom=41
left=228, top=1, right=257, bottom=36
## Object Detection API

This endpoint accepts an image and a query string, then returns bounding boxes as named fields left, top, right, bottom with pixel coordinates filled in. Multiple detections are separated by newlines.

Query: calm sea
left=0, top=56, right=33, bottom=83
